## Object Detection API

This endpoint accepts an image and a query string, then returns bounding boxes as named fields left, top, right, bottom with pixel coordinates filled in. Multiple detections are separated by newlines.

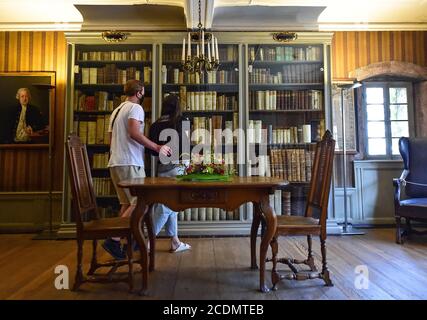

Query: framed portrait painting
left=0, top=71, right=56, bottom=147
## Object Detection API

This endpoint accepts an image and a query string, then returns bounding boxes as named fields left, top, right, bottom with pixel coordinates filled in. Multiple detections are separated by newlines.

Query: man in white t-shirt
left=103, top=79, right=171, bottom=260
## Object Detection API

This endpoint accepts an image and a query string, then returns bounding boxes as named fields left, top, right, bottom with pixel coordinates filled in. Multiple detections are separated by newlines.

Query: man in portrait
left=4, top=88, right=48, bottom=143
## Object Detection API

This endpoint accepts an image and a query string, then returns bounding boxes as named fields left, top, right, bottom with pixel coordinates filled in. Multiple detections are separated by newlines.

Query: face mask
left=137, top=91, right=144, bottom=105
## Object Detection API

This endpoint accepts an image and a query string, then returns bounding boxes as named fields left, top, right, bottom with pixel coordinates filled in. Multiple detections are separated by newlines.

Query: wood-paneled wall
left=0, top=32, right=67, bottom=191
left=332, top=31, right=427, bottom=79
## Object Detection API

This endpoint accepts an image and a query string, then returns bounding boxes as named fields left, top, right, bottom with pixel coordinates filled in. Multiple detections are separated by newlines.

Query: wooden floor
left=0, top=228, right=426, bottom=300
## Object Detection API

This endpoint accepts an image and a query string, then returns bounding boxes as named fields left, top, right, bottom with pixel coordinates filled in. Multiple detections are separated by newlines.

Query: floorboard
left=0, top=229, right=425, bottom=300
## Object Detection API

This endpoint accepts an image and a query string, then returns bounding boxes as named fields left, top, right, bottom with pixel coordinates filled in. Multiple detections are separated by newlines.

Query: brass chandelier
left=181, top=0, right=220, bottom=74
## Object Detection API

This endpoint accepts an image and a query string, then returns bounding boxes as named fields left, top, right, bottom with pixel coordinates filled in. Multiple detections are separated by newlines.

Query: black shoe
left=122, top=241, right=140, bottom=256
left=102, top=238, right=126, bottom=260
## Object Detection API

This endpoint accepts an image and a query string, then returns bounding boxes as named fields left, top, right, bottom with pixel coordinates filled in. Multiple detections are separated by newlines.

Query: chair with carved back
left=269, top=130, right=335, bottom=289
left=65, top=133, right=135, bottom=291
left=393, top=137, right=427, bottom=244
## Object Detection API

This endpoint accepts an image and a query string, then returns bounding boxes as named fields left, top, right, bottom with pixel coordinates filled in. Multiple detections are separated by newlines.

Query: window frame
left=363, top=81, right=415, bottom=159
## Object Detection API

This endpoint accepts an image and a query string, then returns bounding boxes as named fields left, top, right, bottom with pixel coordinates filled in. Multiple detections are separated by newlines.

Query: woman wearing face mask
left=103, top=79, right=172, bottom=260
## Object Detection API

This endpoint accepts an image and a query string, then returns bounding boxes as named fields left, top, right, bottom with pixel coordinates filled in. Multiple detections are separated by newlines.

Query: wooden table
left=118, top=176, right=288, bottom=295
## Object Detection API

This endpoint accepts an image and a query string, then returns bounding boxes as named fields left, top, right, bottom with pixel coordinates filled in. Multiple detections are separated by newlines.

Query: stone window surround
left=349, top=61, right=427, bottom=142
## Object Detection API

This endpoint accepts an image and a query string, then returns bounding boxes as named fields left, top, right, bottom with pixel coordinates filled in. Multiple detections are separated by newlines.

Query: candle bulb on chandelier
left=211, top=35, right=215, bottom=60
left=196, top=44, right=200, bottom=57
left=182, top=37, right=186, bottom=62
left=202, top=30, right=205, bottom=56
left=215, top=37, right=219, bottom=61
left=187, top=32, right=191, bottom=57
left=207, top=37, right=211, bottom=60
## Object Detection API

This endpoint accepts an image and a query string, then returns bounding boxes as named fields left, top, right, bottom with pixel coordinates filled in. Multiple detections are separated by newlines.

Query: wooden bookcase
left=160, top=43, right=244, bottom=229
left=246, top=43, right=326, bottom=218
left=64, top=42, right=154, bottom=224
left=60, top=32, right=333, bottom=238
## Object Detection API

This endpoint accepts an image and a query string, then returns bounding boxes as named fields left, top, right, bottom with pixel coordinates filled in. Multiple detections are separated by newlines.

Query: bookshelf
left=246, top=43, right=327, bottom=218
left=60, top=32, right=333, bottom=237
left=160, top=43, right=243, bottom=226
left=70, top=43, right=154, bottom=217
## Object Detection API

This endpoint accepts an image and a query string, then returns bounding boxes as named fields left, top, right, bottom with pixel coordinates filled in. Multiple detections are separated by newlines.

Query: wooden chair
left=65, top=133, right=134, bottom=291
left=269, top=130, right=336, bottom=289
left=393, top=137, right=427, bottom=244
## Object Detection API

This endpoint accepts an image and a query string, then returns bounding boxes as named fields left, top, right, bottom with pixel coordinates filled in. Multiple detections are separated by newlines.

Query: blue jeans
left=152, top=165, right=184, bottom=237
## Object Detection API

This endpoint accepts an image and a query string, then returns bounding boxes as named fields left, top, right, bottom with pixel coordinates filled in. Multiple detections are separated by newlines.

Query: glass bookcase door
left=247, top=43, right=326, bottom=218
left=72, top=44, right=153, bottom=216
left=160, top=43, right=241, bottom=223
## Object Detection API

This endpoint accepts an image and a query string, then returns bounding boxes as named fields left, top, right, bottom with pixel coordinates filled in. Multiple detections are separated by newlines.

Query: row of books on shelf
left=98, top=206, right=119, bottom=218
left=177, top=208, right=240, bottom=221
left=247, top=187, right=307, bottom=218
left=249, top=63, right=323, bottom=84
left=249, top=46, right=322, bottom=62
left=92, top=152, right=110, bottom=169
left=191, top=115, right=238, bottom=144
left=270, top=125, right=313, bottom=145
left=98, top=205, right=119, bottom=219
left=176, top=88, right=238, bottom=111
left=75, top=115, right=320, bottom=148
left=249, top=90, right=323, bottom=111
left=269, top=148, right=315, bottom=182
left=75, top=117, right=321, bottom=149
left=164, top=68, right=238, bottom=85
left=248, top=120, right=323, bottom=145
left=91, top=152, right=152, bottom=172
left=163, top=46, right=238, bottom=62
left=74, top=117, right=152, bottom=145
left=249, top=148, right=315, bottom=182
left=74, top=91, right=124, bottom=112
left=73, top=90, right=153, bottom=113
left=93, top=178, right=115, bottom=196
left=75, top=115, right=110, bottom=145
left=269, top=190, right=286, bottom=216
left=78, top=66, right=152, bottom=85
left=78, top=49, right=152, bottom=62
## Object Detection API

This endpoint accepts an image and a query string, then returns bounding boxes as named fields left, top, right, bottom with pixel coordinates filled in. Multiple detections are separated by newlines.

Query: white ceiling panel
left=0, top=0, right=426, bottom=31
left=75, top=4, right=187, bottom=30
left=0, top=0, right=83, bottom=30
left=212, top=5, right=326, bottom=30
left=214, top=0, right=427, bottom=30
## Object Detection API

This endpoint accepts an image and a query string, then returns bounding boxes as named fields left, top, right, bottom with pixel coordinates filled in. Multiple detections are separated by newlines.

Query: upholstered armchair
left=393, top=137, right=427, bottom=244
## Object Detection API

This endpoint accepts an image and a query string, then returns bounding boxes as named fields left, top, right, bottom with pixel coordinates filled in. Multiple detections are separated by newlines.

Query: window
left=363, top=82, right=414, bottom=158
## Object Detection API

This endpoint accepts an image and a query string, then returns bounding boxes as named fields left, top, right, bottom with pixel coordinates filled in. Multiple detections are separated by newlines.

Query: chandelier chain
left=198, top=0, right=202, bottom=29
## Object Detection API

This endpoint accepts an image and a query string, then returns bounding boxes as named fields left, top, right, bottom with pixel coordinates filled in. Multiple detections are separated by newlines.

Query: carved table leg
left=144, top=204, right=155, bottom=272
left=260, top=218, right=266, bottom=239
left=258, top=195, right=277, bottom=293
left=131, top=195, right=149, bottom=296
left=250, top=201, right=261, bottom=269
